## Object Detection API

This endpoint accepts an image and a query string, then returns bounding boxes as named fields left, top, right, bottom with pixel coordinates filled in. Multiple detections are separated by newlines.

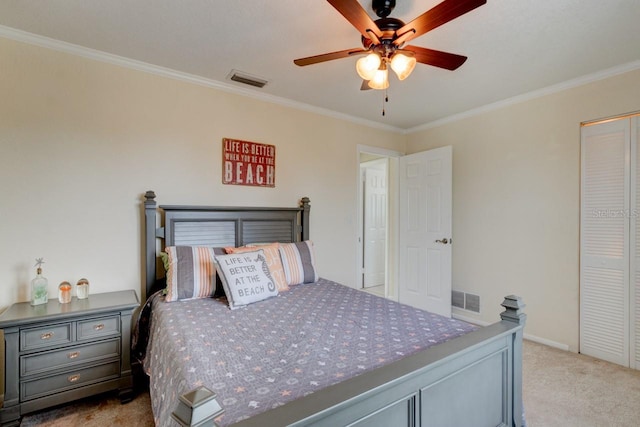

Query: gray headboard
left=143, top=190, right=310, bottom=296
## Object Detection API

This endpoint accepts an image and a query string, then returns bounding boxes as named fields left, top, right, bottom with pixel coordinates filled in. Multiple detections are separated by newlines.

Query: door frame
left=356, top=144, right=403, bottom=300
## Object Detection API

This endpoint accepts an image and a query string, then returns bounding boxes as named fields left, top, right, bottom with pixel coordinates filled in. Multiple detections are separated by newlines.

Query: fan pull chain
left=381, top=89, right=389, bottom=116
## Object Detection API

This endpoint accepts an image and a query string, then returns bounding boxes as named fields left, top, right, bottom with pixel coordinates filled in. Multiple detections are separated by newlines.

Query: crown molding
left=3, top=24, right=638, bottom=136
left=405, top=60, right=640, bottom=134
left=0, top=25, right=404, bottom=134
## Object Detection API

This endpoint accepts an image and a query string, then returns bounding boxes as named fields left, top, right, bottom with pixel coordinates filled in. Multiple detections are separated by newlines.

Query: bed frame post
left=144, top=190, right=157, bottom=299
left=500, top=295, right=526, bottom=427
left=300, top=197, right=310, bottom=241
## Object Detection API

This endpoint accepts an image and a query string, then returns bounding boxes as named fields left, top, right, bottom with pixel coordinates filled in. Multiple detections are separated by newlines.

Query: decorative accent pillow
left=165, top=246, right=225, bottom=302
left=278, top=241, right=318, bottom=285
left=214, top=249, right=279, bottom=310
left=226, top=243, right=289, bottom=292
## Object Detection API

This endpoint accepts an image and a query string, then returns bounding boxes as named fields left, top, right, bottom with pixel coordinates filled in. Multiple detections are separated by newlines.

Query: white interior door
left=398, top=146, right=452, bottom=317
left=362, top=160, right=387, bottom=288
left=580, top=119, right=630, bottom=367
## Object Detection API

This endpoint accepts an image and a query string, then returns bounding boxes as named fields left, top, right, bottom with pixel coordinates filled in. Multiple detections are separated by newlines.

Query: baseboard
left=452, top=313, right=571, bottom=352
left=523, top=333, right=570, bottom=351
left=452, top=313, right=490, bottom=327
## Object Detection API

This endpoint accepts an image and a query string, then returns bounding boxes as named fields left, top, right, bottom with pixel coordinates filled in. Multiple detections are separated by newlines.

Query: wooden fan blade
left=360, top=80, right=372, bottom=90
left=404, top=46, right=467, bottom=70
left=294, top=48, right=366, bottom=66
left=394, top=0, right=486, bottom=45
left=327, top=0, right=383, bottom=40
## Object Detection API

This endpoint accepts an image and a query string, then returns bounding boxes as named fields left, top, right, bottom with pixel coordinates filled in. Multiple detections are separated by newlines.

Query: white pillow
left=213, top=249, right=278, bottom=309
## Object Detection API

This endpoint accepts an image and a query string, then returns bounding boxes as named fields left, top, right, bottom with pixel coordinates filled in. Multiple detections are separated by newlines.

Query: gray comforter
left=142, top=278, right=477, bottom=426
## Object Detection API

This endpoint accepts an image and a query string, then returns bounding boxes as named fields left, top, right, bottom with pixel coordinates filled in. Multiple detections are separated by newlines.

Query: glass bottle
left=31, top=266, right=49, bottom=306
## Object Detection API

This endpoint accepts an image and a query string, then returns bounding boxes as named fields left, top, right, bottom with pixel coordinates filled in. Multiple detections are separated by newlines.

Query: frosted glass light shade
left=356, top=53, right=381, bottom=81
left=368, top=68, right=389, bottom=90
left=390, top=52, right=416, bottom=80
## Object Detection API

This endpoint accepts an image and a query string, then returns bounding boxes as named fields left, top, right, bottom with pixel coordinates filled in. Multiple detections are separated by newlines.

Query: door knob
left=435, top=238, right=449, bottom=244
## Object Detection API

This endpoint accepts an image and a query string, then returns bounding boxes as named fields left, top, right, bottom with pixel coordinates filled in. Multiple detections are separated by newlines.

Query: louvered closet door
left=580, top=119, right=630, bottom=366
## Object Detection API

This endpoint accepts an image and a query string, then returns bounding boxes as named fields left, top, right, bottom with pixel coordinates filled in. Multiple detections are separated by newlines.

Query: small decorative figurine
left=58, top=281, right=72, bottom=303
left=76, top=278, right=90, bottom=299
left=31, top=258, right=49, bottom=306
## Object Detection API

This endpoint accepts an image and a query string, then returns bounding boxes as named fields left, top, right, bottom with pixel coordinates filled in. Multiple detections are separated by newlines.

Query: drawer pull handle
left=40, top=332, right=54, bottom=340
left=67, top=374, right=80, bottom=383
left=68, top=351, right=80, bottom=359
left=93, top=324, right=105, bottom=331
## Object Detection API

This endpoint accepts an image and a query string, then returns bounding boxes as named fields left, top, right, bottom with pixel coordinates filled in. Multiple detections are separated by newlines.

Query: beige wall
left=4, top=33, right=640, bottom=353
left=406, top=69, right=640, bottom=351
left=0, top=37, right=405, bottom=309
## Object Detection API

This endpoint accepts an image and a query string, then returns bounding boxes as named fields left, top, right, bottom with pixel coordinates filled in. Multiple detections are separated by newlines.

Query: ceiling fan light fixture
left=356, top=53, right=382, bottom=80
left=390, top=52, right=416, bottom=81
left=367, top=65, right=389, bottom=90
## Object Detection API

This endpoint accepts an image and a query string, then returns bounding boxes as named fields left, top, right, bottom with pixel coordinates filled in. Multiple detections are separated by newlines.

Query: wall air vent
left=451, top=290, right=481, bottom=313
left=227, top=70, right=268, bottom=88
left=465, top=293, right=481, bottom=313
left=452, top=290, right=465, bottom=309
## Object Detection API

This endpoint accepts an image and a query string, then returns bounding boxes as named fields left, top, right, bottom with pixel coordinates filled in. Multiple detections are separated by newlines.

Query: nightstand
left=0, top=290, right=139, bottom=427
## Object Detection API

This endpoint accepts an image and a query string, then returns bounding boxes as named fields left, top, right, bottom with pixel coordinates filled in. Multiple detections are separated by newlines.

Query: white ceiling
left=1, top=0, right=639, bottom=131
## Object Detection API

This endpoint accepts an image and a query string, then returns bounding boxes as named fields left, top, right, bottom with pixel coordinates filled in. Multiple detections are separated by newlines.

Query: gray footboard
left=203, top=296, right=525, bottom=427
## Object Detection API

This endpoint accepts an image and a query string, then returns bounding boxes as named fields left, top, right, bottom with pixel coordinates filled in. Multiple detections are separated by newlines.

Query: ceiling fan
left=294, top=0, right=486, bottom=91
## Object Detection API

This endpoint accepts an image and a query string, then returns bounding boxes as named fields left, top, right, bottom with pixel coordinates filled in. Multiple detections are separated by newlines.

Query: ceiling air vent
left=227, top=70, right=268, bottom=89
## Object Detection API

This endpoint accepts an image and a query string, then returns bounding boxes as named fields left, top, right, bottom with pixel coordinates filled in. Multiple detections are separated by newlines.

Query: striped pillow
left=279, top=241, right=318, bottom=285
left=165, top=246, right=224, bottom=302
left=226, top=243, right=289, bottom=292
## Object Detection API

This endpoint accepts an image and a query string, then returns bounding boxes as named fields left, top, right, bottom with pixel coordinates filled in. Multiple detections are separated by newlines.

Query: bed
left=136, top=190, right=526, bottom=427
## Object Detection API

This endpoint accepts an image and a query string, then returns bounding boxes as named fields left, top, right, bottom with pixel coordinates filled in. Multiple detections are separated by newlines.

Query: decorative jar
left=58, top=282, right=72, bottom=303
left=76, top=278, right=90, bottom=299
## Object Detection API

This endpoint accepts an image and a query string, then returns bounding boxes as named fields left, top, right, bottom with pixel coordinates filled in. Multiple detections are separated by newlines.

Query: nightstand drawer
left=77, top=315, right=119, bottom=341
left=20, top=323, right=72, bottom=352
left=21, top=338, right=121, bottom=377
left=21, top=360, right=121, bottom=401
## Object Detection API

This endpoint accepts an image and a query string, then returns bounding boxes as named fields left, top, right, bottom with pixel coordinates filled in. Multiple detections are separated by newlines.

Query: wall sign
left=222, top=138, right=276, bottom=187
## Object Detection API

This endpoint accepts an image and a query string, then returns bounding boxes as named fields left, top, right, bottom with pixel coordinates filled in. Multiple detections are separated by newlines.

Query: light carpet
left=523, top=340, right=640, bottom=426
left=19, top=391, right=154, bottom=426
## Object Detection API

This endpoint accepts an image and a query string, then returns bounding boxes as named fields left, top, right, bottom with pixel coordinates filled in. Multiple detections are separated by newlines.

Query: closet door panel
left=580, top=120, right=630, bottom=366
left=633, top=116, right=640, bottom=370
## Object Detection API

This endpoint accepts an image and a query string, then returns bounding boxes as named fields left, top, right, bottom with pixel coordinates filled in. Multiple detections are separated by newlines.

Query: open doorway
left=361, top=158, right=387, bottom=295
left=357, top=145, right=401, bottom=300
